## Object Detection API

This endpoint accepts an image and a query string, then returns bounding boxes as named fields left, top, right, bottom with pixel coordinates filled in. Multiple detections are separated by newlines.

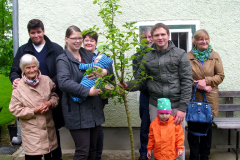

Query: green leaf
left=130, top=55, right=136, bottom=60
left=97, top=45, right=105, bottom=51
left=119, top=55, right=124, bottom=62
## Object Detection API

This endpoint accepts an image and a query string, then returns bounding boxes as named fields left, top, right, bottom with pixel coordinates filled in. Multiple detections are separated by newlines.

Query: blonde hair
left=192, top=29, right=210, bottom=46
left=19, top=54, right=39, bottom=70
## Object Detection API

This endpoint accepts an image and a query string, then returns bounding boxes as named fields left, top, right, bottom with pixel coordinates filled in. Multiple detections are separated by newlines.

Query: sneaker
left=138, top=155, right=148, bottom=160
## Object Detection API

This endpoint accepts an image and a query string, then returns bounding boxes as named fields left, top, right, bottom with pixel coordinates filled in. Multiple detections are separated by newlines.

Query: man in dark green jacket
left=120, top=23, right=192, bottom=123
left=119, top=22, right=192, bottom=160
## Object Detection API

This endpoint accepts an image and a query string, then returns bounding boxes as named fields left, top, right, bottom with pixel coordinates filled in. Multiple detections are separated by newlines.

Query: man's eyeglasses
left=69, top=37, right=83, bottom=41
left=197, top=38, right=209, bottom=42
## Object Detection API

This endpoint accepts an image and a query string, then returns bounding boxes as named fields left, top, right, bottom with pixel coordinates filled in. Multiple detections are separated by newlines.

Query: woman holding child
left=56, top=25, right=112, bottom=159
left=187, top=29, right=225, bottom=160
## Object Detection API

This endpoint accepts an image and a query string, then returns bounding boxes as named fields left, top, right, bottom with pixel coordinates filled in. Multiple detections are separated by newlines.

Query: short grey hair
left=140, top=27, right=152, bottom=41
left=19, top=54, right=40, bottom=70
left=140, top=27, right=152, bottom=36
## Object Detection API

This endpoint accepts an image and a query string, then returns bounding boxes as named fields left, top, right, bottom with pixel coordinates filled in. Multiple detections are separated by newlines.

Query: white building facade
left=18, top=0, right=240, bottom=127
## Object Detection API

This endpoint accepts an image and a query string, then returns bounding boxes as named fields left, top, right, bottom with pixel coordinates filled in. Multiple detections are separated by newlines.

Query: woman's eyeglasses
left=197, top=38, right=209, bottom=42
left=69, top=37, right=83, bottom=41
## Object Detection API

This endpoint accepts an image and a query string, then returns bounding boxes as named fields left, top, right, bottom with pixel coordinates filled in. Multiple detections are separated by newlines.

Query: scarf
left=23, top=74, right=40, bottom=86
left=192, top=45, right=212, bottom=61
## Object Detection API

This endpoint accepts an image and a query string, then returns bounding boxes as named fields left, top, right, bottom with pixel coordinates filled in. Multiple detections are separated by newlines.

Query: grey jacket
left=127, top=41, right=193, bottom=112
left=56, top=47, right=105, bottom=130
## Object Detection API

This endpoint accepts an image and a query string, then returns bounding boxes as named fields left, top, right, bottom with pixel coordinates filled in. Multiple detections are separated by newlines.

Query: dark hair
left=27, top=19, right=44, bottom=33
left=65, top=25, right=81, bottom=38
left=82, top=31, right=98, bottom=43
left=151, top=23, right=169, bottom=36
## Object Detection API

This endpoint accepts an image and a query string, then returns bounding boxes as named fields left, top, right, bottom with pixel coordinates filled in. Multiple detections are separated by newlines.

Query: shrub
left=0, top=38, right=13, bottom=76
left=0, top=0, right=13, bottom=76
left=0, top=74, right=15, bottom=126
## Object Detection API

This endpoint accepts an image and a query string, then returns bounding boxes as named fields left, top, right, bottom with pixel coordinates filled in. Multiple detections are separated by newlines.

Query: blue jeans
left=139, top=92, right=150, bottom=156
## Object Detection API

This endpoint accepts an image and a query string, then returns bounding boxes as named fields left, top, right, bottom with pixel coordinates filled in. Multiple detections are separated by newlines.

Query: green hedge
left=0, top=74, right=15, bottom=126
left=0, top=38, right=13, bottom=76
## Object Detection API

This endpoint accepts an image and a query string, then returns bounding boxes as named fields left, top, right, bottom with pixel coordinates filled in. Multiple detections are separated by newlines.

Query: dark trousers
left=187, top=122, right=212, bottom=160
left=25, top=148, right=59, bottom=160
left=70, top=125, right=100, bottom=160
left=25, top=152, right=52, bottom=160
left=51, top=129, right=62, bottom=160
left=139, top=93, right=150, bottom=156
left=96, top=125, right=104, bottom=159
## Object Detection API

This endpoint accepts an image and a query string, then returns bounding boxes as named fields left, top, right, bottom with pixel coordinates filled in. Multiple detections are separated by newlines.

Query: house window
left=171, top=32, right=187, bottom=51
left=136, top=20, right=200, bottom=52
left=169, top=29, right=192, bottom=52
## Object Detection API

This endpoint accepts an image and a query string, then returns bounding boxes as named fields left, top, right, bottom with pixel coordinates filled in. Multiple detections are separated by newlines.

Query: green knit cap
left=157, top=98, right=172, bottom=113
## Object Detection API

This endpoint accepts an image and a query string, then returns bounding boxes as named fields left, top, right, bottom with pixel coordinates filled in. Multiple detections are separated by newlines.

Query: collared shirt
left=92, top=48, right=99, bottom=56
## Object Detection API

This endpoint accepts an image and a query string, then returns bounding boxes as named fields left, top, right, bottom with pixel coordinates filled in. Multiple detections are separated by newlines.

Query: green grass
left=0, top=74, right=15, bottom=126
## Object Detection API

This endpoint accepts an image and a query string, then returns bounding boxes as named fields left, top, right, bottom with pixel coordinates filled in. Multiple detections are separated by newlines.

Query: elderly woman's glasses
left=197, top=38, right=209, bottom=42
left=69, top=37, right=83, bottom=41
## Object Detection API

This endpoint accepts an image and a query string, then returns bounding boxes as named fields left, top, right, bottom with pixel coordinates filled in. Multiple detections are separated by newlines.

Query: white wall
left=19, top=0, right=240, bottom=127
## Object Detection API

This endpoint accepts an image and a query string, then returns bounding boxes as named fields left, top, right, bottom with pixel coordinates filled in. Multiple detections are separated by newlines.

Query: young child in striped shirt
left=70, top=54, right=113, bottom=103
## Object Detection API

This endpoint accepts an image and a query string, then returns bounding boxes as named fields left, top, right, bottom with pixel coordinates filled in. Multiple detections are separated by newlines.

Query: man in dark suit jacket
left=132, top=27, right=152, bottom=160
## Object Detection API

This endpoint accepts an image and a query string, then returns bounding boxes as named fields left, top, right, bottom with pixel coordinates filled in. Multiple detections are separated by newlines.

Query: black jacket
left=132, top=48, right=150, bottom=96
left=9, top=35, right=64, bottom=129
left=56, top=47, right=113, bottom=129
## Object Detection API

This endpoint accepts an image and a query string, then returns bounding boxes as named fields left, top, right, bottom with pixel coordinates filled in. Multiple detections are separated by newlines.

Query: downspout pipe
left=12, top=0, right=18, bottom=56
left=11, top=0, right=21, bottom=145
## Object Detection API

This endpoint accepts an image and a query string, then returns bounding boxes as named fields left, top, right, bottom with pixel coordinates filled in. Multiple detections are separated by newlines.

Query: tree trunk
left=122, top=94, right=135, bottom=160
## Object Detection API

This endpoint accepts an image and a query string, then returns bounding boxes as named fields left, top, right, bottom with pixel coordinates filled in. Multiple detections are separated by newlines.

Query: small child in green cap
left=147, top=98, right=184, bottom=160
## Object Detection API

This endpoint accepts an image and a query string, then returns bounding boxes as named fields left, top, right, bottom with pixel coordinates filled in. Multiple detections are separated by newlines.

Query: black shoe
left=96, top=158, right=101, bottom=160
left=138, top=155, right=148, bottom=160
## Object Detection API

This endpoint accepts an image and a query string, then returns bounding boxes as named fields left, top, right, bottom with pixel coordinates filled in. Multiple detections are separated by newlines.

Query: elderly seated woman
left=9, top=54, right=59, bottom=160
